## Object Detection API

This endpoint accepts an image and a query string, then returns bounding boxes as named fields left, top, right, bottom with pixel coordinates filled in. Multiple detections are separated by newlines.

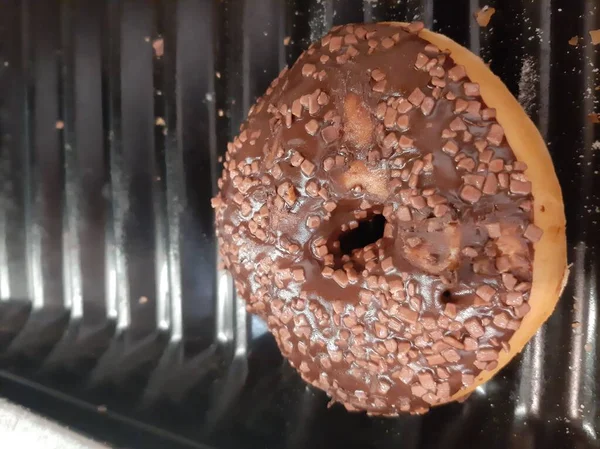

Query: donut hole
left=440, top=289, right=454, bottom=303
left=339, top=214, right=387, bottom=255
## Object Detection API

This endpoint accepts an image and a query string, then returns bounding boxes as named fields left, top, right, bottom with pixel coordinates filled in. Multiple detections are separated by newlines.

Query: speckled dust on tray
left=517, top=57, right=539, bottom=117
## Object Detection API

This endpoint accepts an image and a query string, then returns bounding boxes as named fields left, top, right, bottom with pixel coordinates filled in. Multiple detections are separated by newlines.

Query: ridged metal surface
left=0, top=0, right=598, bottom=448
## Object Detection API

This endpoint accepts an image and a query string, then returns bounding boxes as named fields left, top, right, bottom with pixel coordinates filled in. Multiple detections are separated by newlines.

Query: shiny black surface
left=0, top=0, right=598, bottom=448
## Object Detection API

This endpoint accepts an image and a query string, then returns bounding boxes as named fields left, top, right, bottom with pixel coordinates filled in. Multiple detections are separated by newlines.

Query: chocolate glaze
left=212, top=22, right=541, bottom=415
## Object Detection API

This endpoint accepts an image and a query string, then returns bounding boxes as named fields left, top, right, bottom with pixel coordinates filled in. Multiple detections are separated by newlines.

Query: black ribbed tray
left=0, top=1, right=598, bottom=448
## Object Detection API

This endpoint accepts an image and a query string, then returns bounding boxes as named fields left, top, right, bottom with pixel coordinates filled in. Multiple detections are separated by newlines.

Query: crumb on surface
left=475, top=6, right=496, bottom=27
left=155, top=117, right=166, bottom=127
left=284, top=36, right=291, bottom=46
left=55, top=120, right=64, bottom=129
left=590, top=29, right=600, bottom=45
left=568, top=36, right=579, bottom=46
left=153, top=37, right=164, bottom=57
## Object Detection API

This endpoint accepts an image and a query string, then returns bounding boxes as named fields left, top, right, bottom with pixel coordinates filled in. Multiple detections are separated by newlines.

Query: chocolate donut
left=212, top=22, right=567, bottom=415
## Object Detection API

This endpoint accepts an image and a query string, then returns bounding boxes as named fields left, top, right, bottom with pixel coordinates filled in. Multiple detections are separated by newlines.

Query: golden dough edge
left=384, top=23, right=568, bottom=405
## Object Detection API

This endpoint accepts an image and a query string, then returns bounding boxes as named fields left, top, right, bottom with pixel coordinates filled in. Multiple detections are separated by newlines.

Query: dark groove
left=154, top=0, right=179, bottom=342
left=150, top=0, right=171, bottom=338
left=175, top=0, right=219, bottom=348
left=31, top=0, right=65, bottom=309
left=119, top=0, right=158, bottom=337
left=59, top=0, right=79, bottom=317
left=21, top=0, right=35, bottom=305
left=103, top=0, right=124, bottom=325
left=0, top=0, right=30, bottom=300
left=73, top=0, right=109, bottom=323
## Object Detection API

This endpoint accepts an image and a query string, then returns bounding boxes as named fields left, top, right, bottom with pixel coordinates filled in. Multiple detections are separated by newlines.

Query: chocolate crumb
left=524, top=224, right=543, bottom=242
left=460, top=185, right=482, bottom=203
left=510, top=179, right=532, bottom=195
left=345, top=34, right=358, bottom=45
left=475, top=6, right=496, bottom=27
left=421, top=97, right=435, bottom=116
left=476, top=285, right=496, bottom=302
left=381, top=37, right=395, bottom=49
left=333, top=270, right=349, bottom=288
left=442, top=140, right=459, bottom=156
left=415, top=53, right=429, bottom=69
left=476, top=349, right=498, bottom=362
left=448, top=65, right=466, bottom=82
left=486, top=124, right=504, bottom=146
left=321, top=126, right=340, bottom=144
left=152, top=38, right=164, bottom=57
left=482, top=108, right=496, bottom=120
left=302, top=64, right=316, bottom=77
left=329, top=36, right=343, bottom=52
left=449, top=117, right=467, bottom=131
left=301, top=160, right=316, bottom=176
left=305, top=119, right=319, bottom=135
left=371, top=69, right=386, bottom=82
left=463, top=82, right=480, bottom=97
left=373, top=80, right=387, bottom=93
left=483, top=173, right=498, bottom=195
left=465, top=318, right=485, bottom=338
left=406, top=21, right=424, bottom=34
left=408, top=88, right=425, bottom=106
left=397, top=206, right=412, bottom=221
